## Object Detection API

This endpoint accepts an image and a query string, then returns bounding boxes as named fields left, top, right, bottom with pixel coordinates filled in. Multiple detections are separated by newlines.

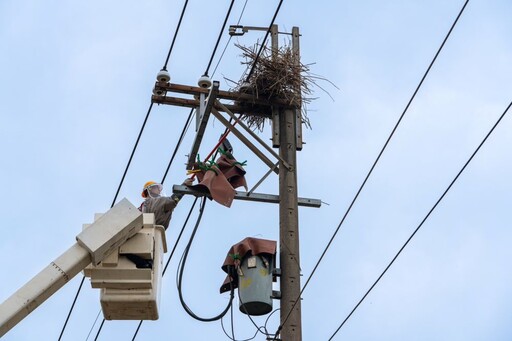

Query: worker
left=128, top=179, right=193, bottom=269
left=140, top=179, right=193, bottom=230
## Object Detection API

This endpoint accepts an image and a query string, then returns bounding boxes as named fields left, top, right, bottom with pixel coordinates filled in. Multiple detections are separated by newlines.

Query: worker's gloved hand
left=182, top=178, right=194, bottom=187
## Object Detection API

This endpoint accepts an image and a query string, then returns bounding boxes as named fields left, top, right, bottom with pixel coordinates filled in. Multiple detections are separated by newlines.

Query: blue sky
left=1, top=0, right=512, bottom=340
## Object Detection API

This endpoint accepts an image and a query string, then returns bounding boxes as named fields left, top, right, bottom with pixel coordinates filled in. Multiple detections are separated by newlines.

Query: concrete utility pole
left=154, top=24, right=310, bottom=340
left=277, top=26, right=302, bottom=341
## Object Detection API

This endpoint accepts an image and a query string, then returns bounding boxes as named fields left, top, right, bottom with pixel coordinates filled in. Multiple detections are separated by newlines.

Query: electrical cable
left=245, top=0, right=284, bottom=82
left=237, top=287, right=270, bottom=337
left=211, top=0, right=249, bottom=77
left=219, top=285, right=280, bottom=340
left=230, top=297, right=236, bottom=340
left=74, top=0, right=280, bottom=339
left=131, top=1, right=254, bottom=337
left=85, top=310, right=101, bottom=341
left=204, top=0, right=236, bottom=76
left=58, top=277, right=85, bottom=341
left=162, top=0, right=190, bottom=71
left=94, top=319, right=105, bottom=341
left=110, top=101, right=155, bottom=209
left=264, top=309, right=280, bottom=334
left=71, top=2, right=193, bottom=330
left=131, top=197, right=199, bottom=340
left=272, top=0, right=470, bottom=338
left=176, top=198, right=236, bottom=322
left=58, top=101, right=155, bottom=341
left=87, top=2, right=195, bottom=338
left=328, top=99, right=512, bottom=340
left=93, top=106, right=192, bottom=340
left=220, top=316, right=260, bottom=341
left=161, top=108, right=195, bottom=184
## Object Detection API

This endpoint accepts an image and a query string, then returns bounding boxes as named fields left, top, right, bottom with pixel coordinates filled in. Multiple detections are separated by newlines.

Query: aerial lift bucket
left=83, top=213, right=167, bottom=320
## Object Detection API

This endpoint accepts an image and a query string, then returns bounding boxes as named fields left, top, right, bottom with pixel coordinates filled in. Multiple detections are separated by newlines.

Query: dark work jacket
left=141, top=195, right=178, bottom=230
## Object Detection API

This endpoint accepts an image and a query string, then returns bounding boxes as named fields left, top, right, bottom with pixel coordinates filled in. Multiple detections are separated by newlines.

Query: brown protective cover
left=191, top=151, right=248, bottom=208
left=192, top=164, right=235, bottom=207
left=219, top=237, right=277, bottom=293
left=216, top=153, right=248, bottom=191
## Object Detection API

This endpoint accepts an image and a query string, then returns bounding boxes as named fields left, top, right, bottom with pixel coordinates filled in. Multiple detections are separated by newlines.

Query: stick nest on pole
left=230, top=43, right=318, bottom=131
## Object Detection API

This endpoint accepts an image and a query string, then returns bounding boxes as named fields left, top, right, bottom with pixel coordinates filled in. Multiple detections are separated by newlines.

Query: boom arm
left=0, top=198, right=144, bottom=337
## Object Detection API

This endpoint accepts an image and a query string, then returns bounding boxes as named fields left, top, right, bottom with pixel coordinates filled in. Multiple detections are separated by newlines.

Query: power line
left=162, top=0, right=190, bottom=71
left=246, top=0, right=283, bottom=81
left=91, top=109, right=193, bottom=339
left=328, top=99, right=512, bottom=340
left=62, top=1, right=193, bottom=336
left=204, top=0, right=236, bottom=76
left=176, top=198, right=236, bottom=322
left=131, top=197, right=199, bottom=340
left=211, top=0, right=249, bottom=77
left=92, top=108, right=193, bottom=339
left=96, top=0, right=245, bottom=332
left=161, top=108, right=195, bottom=184
left=58, top=101, right=155, bottom=341
left=62, top=1, right=281, bottom=339
left=272, top=0, right=470, bottom=338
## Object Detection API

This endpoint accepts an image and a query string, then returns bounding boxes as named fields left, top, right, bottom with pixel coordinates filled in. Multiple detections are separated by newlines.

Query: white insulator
left=198, top=75, right=212, bottom=89
left=157, top=69, right=171, bottom=83
left=153, top=87, right=165, bottom=96
left=239, top=82, right=253, bottom=94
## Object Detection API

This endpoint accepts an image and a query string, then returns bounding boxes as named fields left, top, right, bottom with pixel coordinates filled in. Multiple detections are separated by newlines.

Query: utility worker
left=140, top=179, right=193, bottom=230
left=128, top=179, right=193, bottom=269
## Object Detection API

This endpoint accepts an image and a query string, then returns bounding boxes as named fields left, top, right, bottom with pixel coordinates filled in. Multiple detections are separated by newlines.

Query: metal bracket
left=196, top=92, right=206, bottom=132
left=271, top=290, right=282, bottom=300
left=172, top=185, right=321, bottom=208
left=186, top=81, right=219, bottom=169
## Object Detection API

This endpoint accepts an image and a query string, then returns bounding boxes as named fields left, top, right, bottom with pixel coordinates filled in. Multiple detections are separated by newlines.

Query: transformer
left=220, top=237, right=277, bottom=316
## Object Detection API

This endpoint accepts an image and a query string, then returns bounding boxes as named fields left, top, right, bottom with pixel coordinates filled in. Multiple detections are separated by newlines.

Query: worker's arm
left=164, top=178, right=193, bottom=211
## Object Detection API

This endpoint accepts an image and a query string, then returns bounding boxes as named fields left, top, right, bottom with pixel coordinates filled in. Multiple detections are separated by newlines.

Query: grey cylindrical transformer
left=239, top=254, right=273, bottom=316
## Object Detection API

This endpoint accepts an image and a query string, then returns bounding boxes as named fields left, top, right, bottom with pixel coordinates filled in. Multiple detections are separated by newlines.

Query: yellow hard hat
left=141, top=181, right=157, bottom=198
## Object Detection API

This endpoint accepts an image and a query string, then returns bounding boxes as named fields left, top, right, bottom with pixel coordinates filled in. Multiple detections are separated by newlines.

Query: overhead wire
left=91, top=107, right=193, bottom=340
left=161, top=108, right=195, bottom=184
left=162, top=0, right=190, bottom=71
left=130, top=1, right=249, bottom=337
left=231, top=300, right=236, bottom=340
left=85, top=311, right=101, bottom=341
left=328, top=99, right=512, bottom=339
left=211, top=0, right=249, bottom=78
left=204, top=0, right=236, bottom=76
left=211, top=0, right=284, bottom=162
left=220, top=316, right=261, bottom=341
left=245, top=0, right=283, bottom=82
left=131, top=197, right=199, bottom=340
left=59, top=104, right=156, bottom=341
left=75, top=0, right=194, bottom=338
left=176, top=198, right=235, bottom=322
left=272, top=0, right=470, bottom=338
left=69, top=0, right=283, bottom=339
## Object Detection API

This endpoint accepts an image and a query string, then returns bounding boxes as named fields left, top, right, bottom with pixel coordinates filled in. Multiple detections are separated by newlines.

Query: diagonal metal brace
left=186, top=81, right=219, bottom=169
left=211, top=108, right=281, bottom=174
left=215, top=100, right=292, bottom=171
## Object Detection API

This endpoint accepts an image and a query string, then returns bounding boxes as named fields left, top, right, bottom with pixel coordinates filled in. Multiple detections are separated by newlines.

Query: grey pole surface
left=278, top=26, right=302, bottom=341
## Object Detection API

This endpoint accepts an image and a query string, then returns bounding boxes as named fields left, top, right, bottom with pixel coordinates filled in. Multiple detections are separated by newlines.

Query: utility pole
left=278, top=26, right=302, bottom=341
left=156, top=24, right=310, bottom=340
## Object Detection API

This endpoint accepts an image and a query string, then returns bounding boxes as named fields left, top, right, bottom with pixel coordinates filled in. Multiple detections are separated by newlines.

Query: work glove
left=182, top=178, right=194, bottom=187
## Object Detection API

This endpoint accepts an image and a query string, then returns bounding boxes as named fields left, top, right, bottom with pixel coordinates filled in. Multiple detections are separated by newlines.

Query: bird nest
left=228, top=43, right=320, bottom=131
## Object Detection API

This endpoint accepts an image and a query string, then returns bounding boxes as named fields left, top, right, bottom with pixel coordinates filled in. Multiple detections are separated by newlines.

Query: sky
left=1, top=0, right=512, bottom=340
